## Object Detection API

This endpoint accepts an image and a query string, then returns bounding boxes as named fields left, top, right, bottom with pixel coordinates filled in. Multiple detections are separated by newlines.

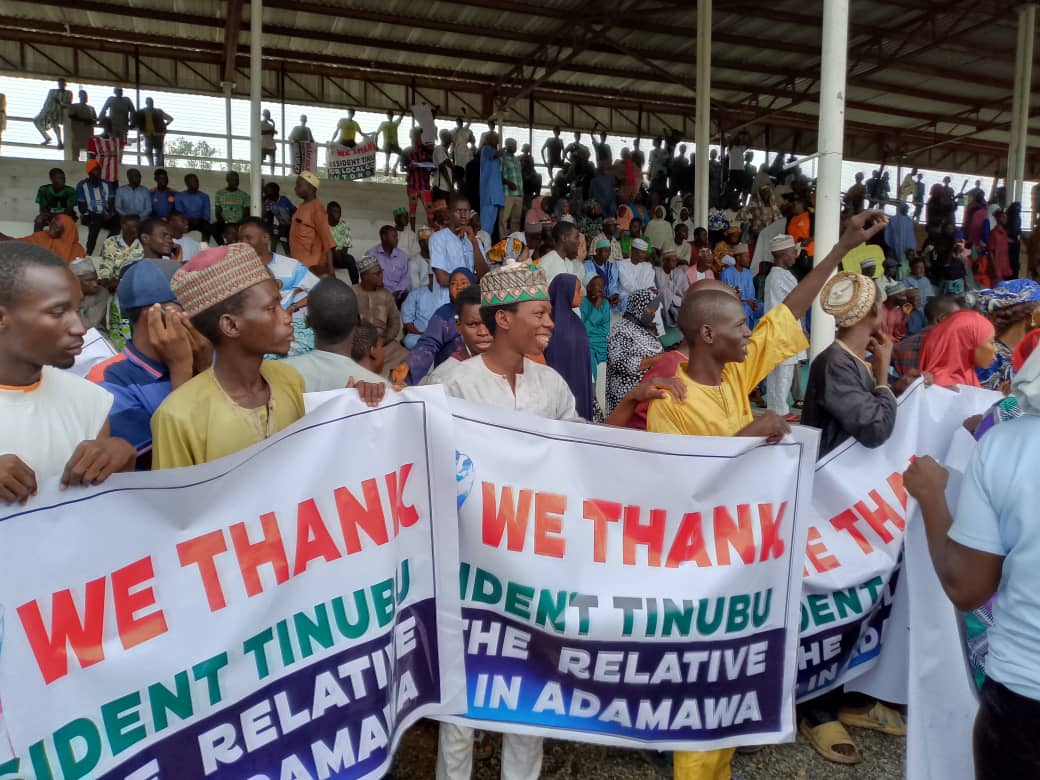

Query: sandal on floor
left=799, top=719, right=862, bottom=765
left=838, top=701, right=907, bottom=736
left=473, top=730, right=496, bottom=760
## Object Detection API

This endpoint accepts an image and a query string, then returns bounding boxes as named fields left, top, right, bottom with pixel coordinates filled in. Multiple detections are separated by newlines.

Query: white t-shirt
left=175, top=235, right=203, bottom=262
left=285, top=349, right=390, bottom=392
left=453, top=127, right=474, bottom=167
left=0, top=366, right=113, bottom=479
left=433, top=145, right=451, bottom=190
left=441, top=355, right=580, bottom=422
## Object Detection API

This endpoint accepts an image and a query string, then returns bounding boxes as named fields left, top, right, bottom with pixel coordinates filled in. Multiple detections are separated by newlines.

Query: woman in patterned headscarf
left=605, top=289, right=662, bottom=413
left=975, top=280, right=1040, bottom=390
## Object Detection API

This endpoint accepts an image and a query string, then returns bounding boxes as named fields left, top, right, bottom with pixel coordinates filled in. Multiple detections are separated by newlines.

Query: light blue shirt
left=115, top=185, right=152, bottom=219
left=951, top=415, right=1040, bottom=700
left=905, top=275, right=934, bottom=311
left=429, top=229, right=475, bottom=305
left=401, top=284, right=441, bottom=349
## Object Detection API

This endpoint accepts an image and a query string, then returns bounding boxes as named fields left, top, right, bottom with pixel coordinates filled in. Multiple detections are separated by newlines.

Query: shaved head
left=679, top=289, right=745, bottom=336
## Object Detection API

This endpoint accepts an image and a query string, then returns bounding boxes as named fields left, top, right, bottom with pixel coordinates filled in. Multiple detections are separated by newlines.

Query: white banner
left=292, top=141, right=319, bottom=175
left=326, top=139, right=378, bottom=181
left=0, top=390, right=465, bottom=780
left=443, top=398, right=819, bottom=751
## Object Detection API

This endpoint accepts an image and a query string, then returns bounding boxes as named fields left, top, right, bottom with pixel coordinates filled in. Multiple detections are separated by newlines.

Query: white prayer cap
left=631, top=238, right=649, bottom=251
left=769, top=234, right=796, bottom=252
left=722, top=255, right=736, bottom=267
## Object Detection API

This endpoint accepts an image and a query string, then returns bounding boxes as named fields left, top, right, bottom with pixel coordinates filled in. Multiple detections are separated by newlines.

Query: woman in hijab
left=644, top=205, right=674, bottom=252
left=0, top=213, right=86, bottom=263
left=581, top=273, right=611, bottom=369
left=393, top=267, right=475, bottom=384
left=918, top=309, right=997, bottom=387
left=545, top=274, right=594, bottom=421
left=525, top=196, right=551, bottom=228
left=606, top=289, right=662, bottom=414
left=975, top=280, right=1040, bottom=390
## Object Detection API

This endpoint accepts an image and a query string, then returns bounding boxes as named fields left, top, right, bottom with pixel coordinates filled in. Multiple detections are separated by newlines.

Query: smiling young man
left=647, top=210, right=889, bottom=780
left=0, top=243, right=136, bottom=503
left=150, top=243, right=304, bottom=469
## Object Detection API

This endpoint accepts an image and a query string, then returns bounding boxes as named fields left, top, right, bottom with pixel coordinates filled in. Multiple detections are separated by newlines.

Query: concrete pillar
left=1008, top=4, right=1036, bottom=204
left=809, top=0, right=850, bottom=360
left=693, top=0, right=711, bottom=229
left=249, top=0, right=263, bottom=210
left=222, top=81, right=233, bottom=170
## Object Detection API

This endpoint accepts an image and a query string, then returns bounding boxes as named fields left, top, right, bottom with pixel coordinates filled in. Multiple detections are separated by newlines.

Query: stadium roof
left=0, top=0, right=1036, bottom=176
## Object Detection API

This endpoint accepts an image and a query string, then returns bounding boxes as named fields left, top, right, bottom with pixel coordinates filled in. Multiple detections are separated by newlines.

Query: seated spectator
left=0, top=213, right=85, bottom=264
left=88, top=260, right=212, bottom=469
left=115, top=168, right=151, bottom=220
left=98, top=214, right=142, bottom=290
left=238, top=217, right=318, bottom=314
left=262, top=181, right=295, bottom=254
left=366, top=224, right=412, bottom=306
left=220, top=222, right=240, bottom=246
left=70, top=257, right=106, bottom=330
left=168, top=211, right=202, bottom=263
left=173, top=174, right=212, bottom=243
left=420, top=286, right=492, bottom=385
left=397, top=268, right=475, bottom=384
left=352, top=254, right=407, bottom=370
left=149, top=169, right=177, bottom=220
left=409, top=226, right=432, bottom=291
left=151, top=244, right=303, bottom=468
left=350, top=322, right=386, bottom=378
left=77, top=160, right=119, bottom=255
left=401, top=269, right=439, bottom=349
left=0, top=242, right=135, bottom=504
left=286, top=277, right=389, bottom=390
left=327, top=200, right=356, bottom=283
left=86, top=117, right=125, bottom=186
left=213, top=171, right=250, bottom=246
left=36, top=168, right=78, bottom=216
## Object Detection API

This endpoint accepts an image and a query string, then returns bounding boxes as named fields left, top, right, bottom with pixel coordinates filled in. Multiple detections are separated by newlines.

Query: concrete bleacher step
left=0, top=157, right=414, bottom=256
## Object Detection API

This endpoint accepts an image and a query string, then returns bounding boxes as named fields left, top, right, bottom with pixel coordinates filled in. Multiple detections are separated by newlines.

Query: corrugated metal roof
left=0, top=0, right=1034, bottom=174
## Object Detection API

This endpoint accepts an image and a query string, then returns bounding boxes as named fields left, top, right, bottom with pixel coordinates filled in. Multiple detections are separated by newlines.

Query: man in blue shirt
left=87, top=260, right=211, bottom=469
left=174, top=173, right=213, bottom=242
left=149, top=168, right=177, bottom=219
left=429, top=193, right=488, bottom=304
left=77, top=159, right=119, bottom=254
left=115, top=168, right=152, bottom=220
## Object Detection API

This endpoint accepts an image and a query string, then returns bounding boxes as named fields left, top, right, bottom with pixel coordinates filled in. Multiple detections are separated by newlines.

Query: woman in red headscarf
left=919, top=309, right=997, bottom=387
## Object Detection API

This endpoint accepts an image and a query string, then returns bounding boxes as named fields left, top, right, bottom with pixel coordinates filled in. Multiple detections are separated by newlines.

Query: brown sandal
left=799, top=718, right=862, bottom=765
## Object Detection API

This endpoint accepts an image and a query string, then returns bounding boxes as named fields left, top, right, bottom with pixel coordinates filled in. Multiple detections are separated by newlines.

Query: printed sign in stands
left=292, top=141, right=319, bottom=175
left=327, top=138, right=379, bottom=181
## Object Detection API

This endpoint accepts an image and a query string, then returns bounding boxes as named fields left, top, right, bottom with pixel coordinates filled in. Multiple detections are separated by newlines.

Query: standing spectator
left=451, top=117, right=474, bottom=187
left=77, top=160, right=119, bottom=255
left=261, top=181, right=294, bottom=253
left=289, top=172, right=335, bottom=275
left=406, top=127, right=434, bottom=231
left=499, top=138, right=523, bottom=237
left=86, top=118, right=126, bottom=187
left=520, top=143, right=542, bottom=203
left=66, top=90, right=97, bottom=161
left=432, top=129, right=454, bottom=201
left=149, top=169, right=177, bottom=220
left=33, top=78, right=71, bottom=147
left=213, top=171, right=250, bottom=246
left=376, top=111, right=404, bottom=175
left=885, top=202, right=917, bottom=277
left=365, top=224, right=412, bottom=306
left=36, top=168, right=78, bottom=216
left=135, top=97, right=173, bottom=167
left=479, top=132, right=505, bottom=239
left=0, top=92, right=5, bottom=149
left=764, top=233, right=805, bottom=420
left=115, top=169, right=151, bottom=220
left=589, top=159, right=618, bottom=219
left=913, top=173, right=926, bottom=223
left=542, top=127, right=565, bottom=180
left=327, top=201, right=356, bottom=283
left=331, top=108, right=361, bottom=147
left=99, top=87, right=135, bottom=142
left=174, top=173, right=213, bottom=243
left=259, top=109, right=276, bottom=173
left=288, top=114, right=314, bottom=173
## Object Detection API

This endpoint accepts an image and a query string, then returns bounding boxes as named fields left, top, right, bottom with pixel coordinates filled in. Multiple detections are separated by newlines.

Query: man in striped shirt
left=86, top=118, right=126, bottom=186
left=77, top=160, right=119, bottom=255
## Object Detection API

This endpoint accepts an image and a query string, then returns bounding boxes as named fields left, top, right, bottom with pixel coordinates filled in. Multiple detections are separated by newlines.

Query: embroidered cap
left=170, top=243, right=272, bottom=317
left=769, top=234, right=796, bottom=252
left=298, top=171, right=320, bottom=189
left=356, top=254, right=381, bottom=276
left=820, top=271, right=877, bottom=328
left=479, top=258, right=549, bottom=308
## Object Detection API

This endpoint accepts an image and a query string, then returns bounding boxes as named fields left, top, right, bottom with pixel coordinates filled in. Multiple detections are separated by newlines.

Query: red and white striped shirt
left=86, top=135, right=126, bottom=183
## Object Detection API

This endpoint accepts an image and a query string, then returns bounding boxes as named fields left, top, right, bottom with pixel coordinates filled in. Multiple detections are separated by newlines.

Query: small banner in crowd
left=291, top=141, right=319, bottom=175
left=0, top=391, right=465, bottom=780
left=444, top=398, right=819, bottom=751
left=327, top=138, right=379, bottom=181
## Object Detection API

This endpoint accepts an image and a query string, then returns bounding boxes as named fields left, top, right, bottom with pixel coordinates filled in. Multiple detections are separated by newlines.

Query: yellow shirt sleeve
left=150, top=403, right=199, bottom=471
left=736, top=304, right=809, bottom=392
left=647, top=394, right=690, bottom=435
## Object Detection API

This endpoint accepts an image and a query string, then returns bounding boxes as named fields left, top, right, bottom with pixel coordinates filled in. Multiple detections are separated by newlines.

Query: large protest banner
left=444, top=398, right=819, bottom=751
left=796, top=382, right=1000, bottom=704
left=0, top=391, right=465, bottom=780
left=326, top=139, right=378, bottom=181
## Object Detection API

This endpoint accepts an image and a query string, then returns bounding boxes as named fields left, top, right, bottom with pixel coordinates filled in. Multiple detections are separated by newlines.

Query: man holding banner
left=648, top=210, right=890, bottom=780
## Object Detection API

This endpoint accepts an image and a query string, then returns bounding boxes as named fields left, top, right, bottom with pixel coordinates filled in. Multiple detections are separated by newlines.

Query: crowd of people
left=2, top=90, right=1040, bottom=779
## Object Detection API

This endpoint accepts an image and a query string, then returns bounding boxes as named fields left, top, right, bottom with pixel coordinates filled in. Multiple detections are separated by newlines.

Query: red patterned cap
left=171, top=243, right=273, bottom=317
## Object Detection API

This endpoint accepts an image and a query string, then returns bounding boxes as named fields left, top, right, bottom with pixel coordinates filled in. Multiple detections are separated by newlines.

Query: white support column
left=249, top=0, right=263, bottom=211
left=222, top=81, right=233, bottom=170
left=809, top=0, right=850, bottom=360
left=693, top=0, right=711, bottom=229
left=1009, top=4, right=1036, bottom=204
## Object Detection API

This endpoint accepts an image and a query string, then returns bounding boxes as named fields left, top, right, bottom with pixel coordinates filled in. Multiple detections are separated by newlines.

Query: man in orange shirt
left=289, top=171, right=335, bottom=276
left=786, top=195, right=815, bottom=259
